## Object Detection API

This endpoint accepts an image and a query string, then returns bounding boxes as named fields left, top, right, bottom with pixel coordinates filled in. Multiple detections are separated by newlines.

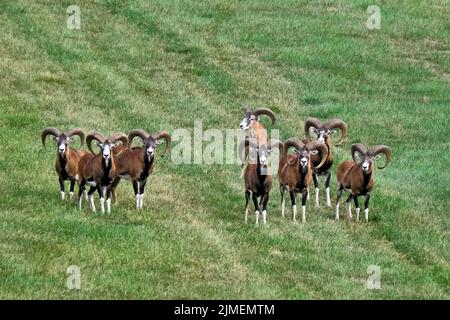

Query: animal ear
left=329, top=129, right=336, bottom=134
left=155, top=139, right=164, bottom=145
left=67, top=137, right=72, bottom=143
left=374, top=154, right=382, bottom=160
left=51, top=136, right=58, bottom=141
left=310, top=150, right=319, bottom=155
left=96, top=142, right=103, bottom=149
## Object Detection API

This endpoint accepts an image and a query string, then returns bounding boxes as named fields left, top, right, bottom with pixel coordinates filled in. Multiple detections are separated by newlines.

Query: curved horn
left=86, top=132, right=106, bottom=155
left=304, top=118, right=323, bottom=139
left=238, top=138, right=258, bottom=163
left=307, top=141, right=328, bottom=169
left=41, top=127, right=61, bottom=147
left=65, top=128, right=86, bottom=146
left=324, top=119, right=348, bottom=146
left=152, top=131, right=172, bottom=157
left=128, top=129, right=150, bottom=147
left=368, top=145, right=392, bottom=169
left=351, top=143, right=367, bottom=165
left=107, top=132, right=129, bottom=148
left=283, top=138, right=305, bottom=159
left=254, top=108, right=276, bottom=125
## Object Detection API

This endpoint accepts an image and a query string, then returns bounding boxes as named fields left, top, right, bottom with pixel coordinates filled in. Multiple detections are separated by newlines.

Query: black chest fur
left=58, top=156, right=69, bottom=180
left=359, top=172, right=372, bottom=195
left=101, top=160, right=113, bottom=186
left=294, top=167, right=308, bottom=191
left=139, top=156, right=154, bottom=181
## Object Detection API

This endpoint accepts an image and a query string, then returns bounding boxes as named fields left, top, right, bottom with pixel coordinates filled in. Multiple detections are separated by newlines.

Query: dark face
left=101, top=143, right=112, bottom=163
left=52, top=134, right=72, bottom=157
left=315, top=128, right=333, bottom=144
left=239, top=111, right=256, bottom=130
left=144, top=138, right=163, bottom=159
left=145, top=139, right=156, bottom=159
left=297, top=148, right=318, bottom=168
left=355, top=153, right=378, bottom=173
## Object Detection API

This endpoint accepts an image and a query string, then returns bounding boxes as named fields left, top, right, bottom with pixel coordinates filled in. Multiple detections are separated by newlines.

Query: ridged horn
left=107, top=132, right=128, bottom=148
left=86, top=132, right=106, bottom=155
left=65, top=128, right=86, bottom=146
left=128, top=129, right=150, bottom=146
left=283, top=138, right=305, bottom=159
left=152, top=131, right=172, bottom=157
left=304, top=118, right=323, bottom=139
left=351, top=143, right=367, bottom=165
left=307, top=141, right=328, bottom=169
left=254, top=108, right=276, bottom=125
left=368, top=145, right=392, bottom=169
left=324, top=119, right=348, bottom=146
left=41, top=127, right=61, bottom=147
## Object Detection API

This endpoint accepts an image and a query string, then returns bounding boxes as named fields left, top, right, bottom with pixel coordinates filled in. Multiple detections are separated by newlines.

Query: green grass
left=0, top=0, right=449, bottom=299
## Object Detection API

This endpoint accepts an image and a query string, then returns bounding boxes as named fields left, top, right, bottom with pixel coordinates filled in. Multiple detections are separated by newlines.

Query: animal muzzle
left=239, top=118, right=248, bottom=130
left=260, top=159, right=268, bottom=167
left=362, top=162, right=370, bottom=171
left=300, top=158, right=308, bottom=167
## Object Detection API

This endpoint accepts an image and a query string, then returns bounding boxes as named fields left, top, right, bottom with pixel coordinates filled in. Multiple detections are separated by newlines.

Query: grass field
left=0, top=0, right=449, bottom=299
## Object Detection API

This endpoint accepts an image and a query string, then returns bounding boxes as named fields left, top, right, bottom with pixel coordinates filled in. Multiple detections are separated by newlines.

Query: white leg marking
left=347, top=202, right=352, bottom=219
left=78, top=196, right=82, bottom=210
left=100, top=197, right=105, bottom=214
left=356, top=208, right=360, bottom=222
left=69, top=192, right=74, bottom=200
left=135, top=194, right=140, bottom=209
left=326, top=187, right=331, bottom=207
left=262, top=210, right=267, bottom=224
left=335, top=203, right=340, bottom=221
left=315, top=188, right=320, bottom=207
left=244, top=205, right=248, bottom=223
left=139, top=193, right=144, bottom=209
left=88, top=194, right=96, bottom=212
left=301, top=205, right=306, bottom=223
left=84, top=190, right=88, bottom=200
left=106, top=198, right=111, bottom=214
left=60, top=191, right=65, bottom=201
left=281, top=197, right=285, bottom=218
left=365, top=208, right=369, bottom=222
left=255, top=210, right=260, bottom=224
left=292, top=205, right=297, bottom=222
left=307, top=189, right=310, bottom=201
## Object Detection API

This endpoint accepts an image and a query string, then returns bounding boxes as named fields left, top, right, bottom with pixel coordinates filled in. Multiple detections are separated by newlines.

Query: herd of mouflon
left=41, top=107, right=391, bottom=223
